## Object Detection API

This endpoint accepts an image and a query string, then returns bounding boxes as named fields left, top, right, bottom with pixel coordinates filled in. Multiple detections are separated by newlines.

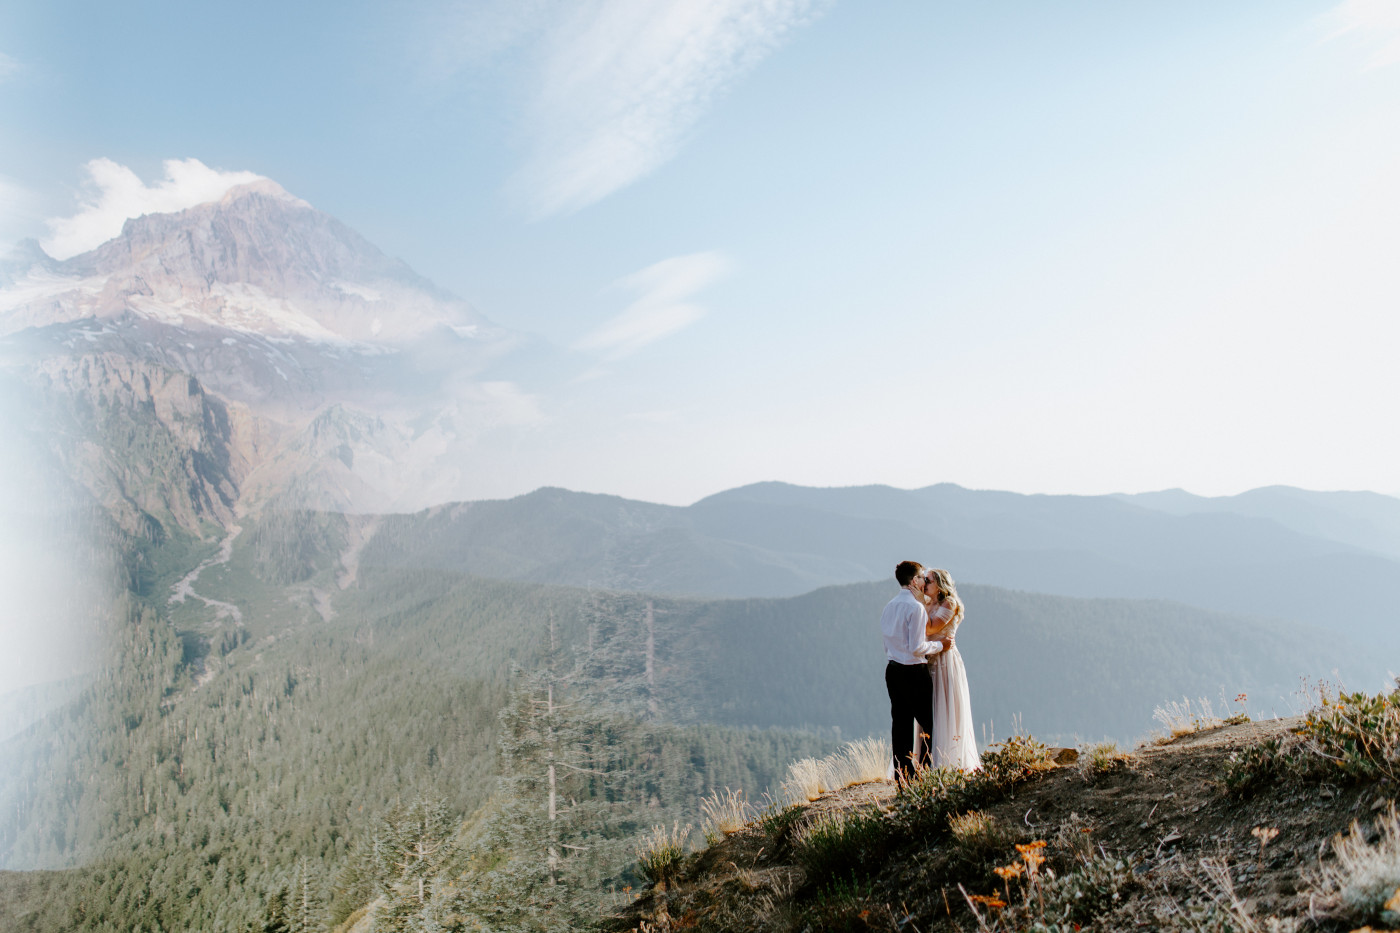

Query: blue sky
left=3, top=0, right=1400, bottom=504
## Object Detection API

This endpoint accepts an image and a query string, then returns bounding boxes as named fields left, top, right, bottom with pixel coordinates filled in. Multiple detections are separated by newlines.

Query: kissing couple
left=881, top=560, right=981, bottom=781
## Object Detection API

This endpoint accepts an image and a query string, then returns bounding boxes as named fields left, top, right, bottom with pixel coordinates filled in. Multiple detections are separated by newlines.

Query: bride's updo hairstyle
left=926, top=568, right=965, bottom=624
left=895, top=561, right=924, bottom=587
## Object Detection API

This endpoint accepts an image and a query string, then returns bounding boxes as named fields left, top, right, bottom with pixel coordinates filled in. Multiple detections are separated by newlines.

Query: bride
left=918, top=568, right=980, bottom=771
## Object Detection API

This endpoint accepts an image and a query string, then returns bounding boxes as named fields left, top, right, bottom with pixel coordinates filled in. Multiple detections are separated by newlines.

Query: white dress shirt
left=881, top=589, right=943, bottom=664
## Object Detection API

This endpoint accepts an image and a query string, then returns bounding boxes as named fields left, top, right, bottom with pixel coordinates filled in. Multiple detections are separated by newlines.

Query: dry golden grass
left=1152, top=697, right=1223, bottom=739
left=823, top=737, right=891, bottom=788
left=781, top=757, right=830, bottom=803
left=699, top=788, right=754, bottom=843
left=781, top=737, right=893, bottom=803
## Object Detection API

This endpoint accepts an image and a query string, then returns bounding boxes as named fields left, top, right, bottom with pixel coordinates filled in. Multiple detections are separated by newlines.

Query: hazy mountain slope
left=634, top=580, right=1353, bottom=744
left=1119, top=485, right=1400, bottom=561
left=359, top=482, right=1400, bottom=649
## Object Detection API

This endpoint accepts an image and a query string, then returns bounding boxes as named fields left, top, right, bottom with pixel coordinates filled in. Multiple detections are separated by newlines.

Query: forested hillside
left=0, top=496, right=1354, bottom=931
left=0, top=525, right=835, bottom=932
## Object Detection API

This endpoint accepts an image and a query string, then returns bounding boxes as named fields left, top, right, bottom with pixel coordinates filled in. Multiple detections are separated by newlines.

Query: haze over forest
left=1, top=2, right=1397, bottom=931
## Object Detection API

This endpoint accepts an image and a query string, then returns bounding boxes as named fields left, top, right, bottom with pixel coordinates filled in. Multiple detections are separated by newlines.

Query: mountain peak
left=0, top=175, right=487, bottom=345
left=217, top=178, right=311, bottom=210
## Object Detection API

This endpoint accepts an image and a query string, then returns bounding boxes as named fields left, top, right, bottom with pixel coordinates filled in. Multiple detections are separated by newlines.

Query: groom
left=882, top=561, right=953, bottom=782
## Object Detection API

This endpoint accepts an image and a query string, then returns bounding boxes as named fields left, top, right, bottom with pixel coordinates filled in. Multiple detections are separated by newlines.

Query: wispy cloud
left=42, top=158, right=265, bottom=260
left=1327, top=0, right=1400, bottom=67
left=434, top=0, right=827, bottom=218
left=576, top=251, right=731, bottom=359
left=0, top=52, right=20, bottom=82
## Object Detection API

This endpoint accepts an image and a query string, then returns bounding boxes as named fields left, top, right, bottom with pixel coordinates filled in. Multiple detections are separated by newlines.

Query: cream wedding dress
left=924, top=601, right=981, bottom=771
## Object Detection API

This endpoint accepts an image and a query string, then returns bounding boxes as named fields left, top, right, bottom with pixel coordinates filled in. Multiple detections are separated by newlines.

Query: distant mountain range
left=359, top=482, right=1400, bottom=660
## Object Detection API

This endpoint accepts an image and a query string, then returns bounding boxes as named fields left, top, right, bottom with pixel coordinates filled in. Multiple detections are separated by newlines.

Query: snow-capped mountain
left=0, top=180, right=537, bottom=527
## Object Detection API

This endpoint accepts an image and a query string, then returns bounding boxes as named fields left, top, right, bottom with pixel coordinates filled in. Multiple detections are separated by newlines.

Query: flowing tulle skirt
left=926, top=647, right=980, bottom=770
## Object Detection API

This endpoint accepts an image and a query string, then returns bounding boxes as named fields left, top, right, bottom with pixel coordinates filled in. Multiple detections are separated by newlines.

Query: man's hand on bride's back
left=938, top=634, right=955, bottom=651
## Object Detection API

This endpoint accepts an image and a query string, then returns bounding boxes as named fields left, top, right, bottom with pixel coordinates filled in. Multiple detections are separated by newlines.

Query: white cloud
left=1328, top=0, right=1400, bottom=67
left=440, top=0, right=826, bottom=217
left=42, top=158, right=266, bottom=260
left=576, top=250, right=731, bottom=359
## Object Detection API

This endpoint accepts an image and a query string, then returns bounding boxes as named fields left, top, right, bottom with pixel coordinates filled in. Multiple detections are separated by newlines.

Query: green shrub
left=1078, top=741, right=1130, bottom=779
left=1298, top=686, right=1400, bottom=781
left=1040, top=854, right=1137, bottom=925
left=758, top=801, right=806, bottom=845
left=948, top=809, right=1019, bottom=866
left=636, top=822, right=691, bottom=888
left=891, top=735, right=1055, bottom=839
left=1220, top=736, right=1314, bottom=796
left=792, top=806, right=892, bottom=880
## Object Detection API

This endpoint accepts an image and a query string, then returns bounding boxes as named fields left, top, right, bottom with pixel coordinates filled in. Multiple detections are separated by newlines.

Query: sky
left=3, top=0, right=1400, bottom=507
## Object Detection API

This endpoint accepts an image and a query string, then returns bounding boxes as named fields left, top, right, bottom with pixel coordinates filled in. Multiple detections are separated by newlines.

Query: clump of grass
left=1153, top=696, right=1223, bottom=739
left=699, top=788, right=754, bottom=844
left=782, top=757, right=830, bottom=803
left=822, top=736, right=891, bottom=789
left=636, top=822, right=691, bottom=889
left=780, top=737, right=895, bottom=805
left=949, top=809, right=1018, bottom=865
left=792, top=806, right=892, bottom=880
left=1315, top=805, right=1400, bottom=928
left=1078, top=740, right=1130, bottom=779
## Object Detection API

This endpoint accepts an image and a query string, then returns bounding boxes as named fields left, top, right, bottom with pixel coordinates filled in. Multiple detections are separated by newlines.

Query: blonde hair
left=925, top=568, right=965, bottom=625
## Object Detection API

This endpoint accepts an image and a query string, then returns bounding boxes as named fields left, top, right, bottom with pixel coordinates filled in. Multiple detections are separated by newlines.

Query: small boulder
left=1048, top=747, right=1079, bottom=765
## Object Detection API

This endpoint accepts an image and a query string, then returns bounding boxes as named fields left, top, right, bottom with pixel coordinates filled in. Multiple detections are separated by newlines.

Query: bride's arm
left=925, top=602, right=956, bottom=639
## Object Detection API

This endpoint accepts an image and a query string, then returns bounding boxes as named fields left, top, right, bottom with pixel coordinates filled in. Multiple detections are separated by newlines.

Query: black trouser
left=886, top=660, right=933, bottom=780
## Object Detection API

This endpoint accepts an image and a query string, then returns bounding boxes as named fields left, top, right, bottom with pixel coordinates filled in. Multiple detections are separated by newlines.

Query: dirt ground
left=605, top=717, right=1392, bottom=932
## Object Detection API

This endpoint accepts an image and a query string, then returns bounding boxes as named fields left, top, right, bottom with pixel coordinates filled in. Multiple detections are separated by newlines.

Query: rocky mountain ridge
left=0, top=179, right=532, bottom=528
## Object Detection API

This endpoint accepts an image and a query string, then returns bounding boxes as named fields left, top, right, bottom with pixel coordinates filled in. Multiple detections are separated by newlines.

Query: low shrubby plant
left=891, top=734, right=1057, bottom=839
left=964, top=838, right=1138, bottom=933
left=756, top=797, right=806, bottom=844
left=1297, top=683, right=1400, bottom=781
left=1223, top=682, right=1400, bottom=796
left=1078, top=740, right=1130, bottom=778
left=1220, top=735, right=1313, bottom=796
left=636, top=822, right=691, bottom=888
left=949, top=809, right=1019, bottom=866
left=791, top=806, right=892, bottom=881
